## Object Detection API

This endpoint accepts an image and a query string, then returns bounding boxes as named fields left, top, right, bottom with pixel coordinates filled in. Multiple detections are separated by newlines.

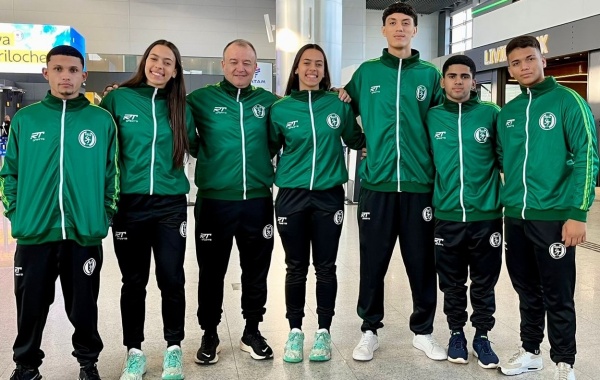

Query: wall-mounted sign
left=0, top=23, right=86, bottom=74
left=253, top=62, right=273, bottom=92
left=484, top=34, right=549, bottom=66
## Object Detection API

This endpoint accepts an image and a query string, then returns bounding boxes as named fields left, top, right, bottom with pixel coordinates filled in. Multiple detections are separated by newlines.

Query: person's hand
left=562, top=219, right=586, bottom=247
left=102, top=84, right=119, bottom=97
left=361, top=147, right=367, bottom=158
left=331, top=87, right=351, bottom=103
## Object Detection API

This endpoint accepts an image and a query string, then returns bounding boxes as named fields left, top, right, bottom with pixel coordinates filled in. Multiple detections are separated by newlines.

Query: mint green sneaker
left=309, top=329, right=332, bottom=362
left=162, top=345, right=184, bottom=380
left=120, top=348, right=147, bottom=380
left=283, top=328, right=304, bottom=363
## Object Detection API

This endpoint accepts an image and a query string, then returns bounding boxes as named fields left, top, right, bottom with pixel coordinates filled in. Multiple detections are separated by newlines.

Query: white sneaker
left=554, top=362, right=576, bottom=380
left=352, top=331, right=379, bottom=361
left=412, top=334, right=447, bottom=360
left=499, top=347, right=543, bottom=375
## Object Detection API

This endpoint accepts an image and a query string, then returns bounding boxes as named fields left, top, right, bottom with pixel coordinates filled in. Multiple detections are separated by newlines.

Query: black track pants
left=275, top=186, right=344, bottom=328
left=434, top=219, right=502, bottom=332
left=112, top=194, right=187, bottom=348
left=504, top=217, right=577, bottom=365
left=195, top=196, right=274, bottom=330
left=13, top=241, right=103, bottom=368
left=357, top=189, right=437, bottom=334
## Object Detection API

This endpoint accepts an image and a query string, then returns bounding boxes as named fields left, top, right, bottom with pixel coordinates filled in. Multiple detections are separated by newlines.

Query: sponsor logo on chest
left=30, top=131, right=45, bottom=141
left=286, top=120, right=299, bottom=129
left=123, top=114, right=139, bottom=123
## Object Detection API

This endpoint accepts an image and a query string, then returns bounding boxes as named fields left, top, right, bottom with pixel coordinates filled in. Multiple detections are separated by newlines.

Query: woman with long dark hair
left=100, top=39, right=197, bottom=380
left=269, top=43, right=365, bottom=363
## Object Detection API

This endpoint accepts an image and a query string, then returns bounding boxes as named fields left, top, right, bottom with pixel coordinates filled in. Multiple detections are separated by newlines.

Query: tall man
left=0, top=45, right=119, bottom=380
left=427, top=55, right=502, bottom=369
left=187, top=39, right=278, bottom=364
left=344, top=2, right=446, bottom=362
left=497, top=35, right=598, bottom=380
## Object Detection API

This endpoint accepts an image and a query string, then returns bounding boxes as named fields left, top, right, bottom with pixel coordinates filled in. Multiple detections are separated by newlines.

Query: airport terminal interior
left=2, top=0, right=600, bottom=379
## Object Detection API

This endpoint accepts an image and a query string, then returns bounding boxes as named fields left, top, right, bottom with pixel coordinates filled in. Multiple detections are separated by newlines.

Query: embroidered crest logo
left=79, top=130, right=97, bottom=148
left=333, top=210, right=344, bottom=225
left=539, top=112, right=556, bottom=130
left=416, top=85, right=427, bottom=101
left=83, top=258, right=97, bottom=276
left=489, top=232, right=502, bottom=247
left=326, top=113, right=341, bottom=129
left=474, top=127, right=490, bottom=143
left=549, top=242, right=566, bottom=259
left=252, top=104, right=266, bottom=118
left=263, top=224, right=274, bottom=239
left=422, top=207, right=433, bottom=222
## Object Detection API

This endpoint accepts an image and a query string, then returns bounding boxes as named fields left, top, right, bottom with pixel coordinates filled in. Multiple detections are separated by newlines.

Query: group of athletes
left=1, top=2, right=598, bottom=380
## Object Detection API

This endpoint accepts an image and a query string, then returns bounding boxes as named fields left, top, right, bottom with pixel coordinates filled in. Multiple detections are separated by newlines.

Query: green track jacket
left=0, top=92, right=119, bottom=246
left=497, top=77, right=599, bottom=222
left=187, top=79, right=278, bottom=200
left=269, top=90, right=365, bottom=190
left=100, top=84, right=198, bottom=196
left=427, top=92, right=502, bottom=222
left=345, top=48, right=444, bottom=193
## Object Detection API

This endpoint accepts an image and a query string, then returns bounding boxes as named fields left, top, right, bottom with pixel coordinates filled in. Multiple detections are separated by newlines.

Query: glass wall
left=86, top=53, right=274, bottom=75
left=450, top=8, right=472, bottom=53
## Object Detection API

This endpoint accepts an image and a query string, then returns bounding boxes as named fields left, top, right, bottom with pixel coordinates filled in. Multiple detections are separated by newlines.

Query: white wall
left=341, top=0, right=365, bottom=70
left=473, top=0, right=600, bottom=48
left=364, top=10, right=438, bottom=62
left=0, top=0, right=277, bottom=59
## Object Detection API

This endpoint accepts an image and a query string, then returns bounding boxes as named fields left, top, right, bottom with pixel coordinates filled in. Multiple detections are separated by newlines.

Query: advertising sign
left=0, top=23, right=86, bottom=73
left=252, top=62, right=273, bottom=92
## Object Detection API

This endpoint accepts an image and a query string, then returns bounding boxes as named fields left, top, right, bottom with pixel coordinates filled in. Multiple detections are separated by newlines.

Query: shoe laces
left=475, top=337, right=493, bottom=355
left=449, top=334, right=466, bottom=350
left=287, top=332, right=303, bottom=350
left=249, top=331, right=268, bottom=347
left=508, top=347, right=527, bottom=364
left=165, top=349, right=182, bottom=368
left=126, top=354, right=144, bottom=372
left=556, top=363, right=572, bottom=380
left=313, top=332, right=329, bottom=350
left=358, top=332, right=374, bottom=349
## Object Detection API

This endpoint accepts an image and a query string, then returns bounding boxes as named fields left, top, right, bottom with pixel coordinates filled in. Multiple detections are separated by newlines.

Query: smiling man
left=426, top=55, right=502, bottom=370
left=186, top=39, right=279, bottom=365
left=344, top=2, right=445, bottom=362
left=497, top=35, right=598, bottom=380
left=0, top=45, right=119, bottom=380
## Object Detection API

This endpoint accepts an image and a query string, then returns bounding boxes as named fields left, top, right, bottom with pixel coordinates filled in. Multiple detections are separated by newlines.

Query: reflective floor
left=1, top=192, right=600, bottom=379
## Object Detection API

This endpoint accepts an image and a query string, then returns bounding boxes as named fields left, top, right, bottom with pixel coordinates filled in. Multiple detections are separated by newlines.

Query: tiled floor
left=1, top=193, right=600, bottom=379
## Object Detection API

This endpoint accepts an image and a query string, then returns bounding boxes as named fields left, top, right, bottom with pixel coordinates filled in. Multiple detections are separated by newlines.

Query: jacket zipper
left=150, top=88, right=158, bottom=195
left=237, top=89, right=247, bottom=200
left=458, top=103, right=466, bottom=222
left=396, top=59, right=402, bottom=192
left=522, top=89, right=532, bottom=219
left=308, top=91, right=317, bottom=190
left=59, top=100, right=67, bottom=239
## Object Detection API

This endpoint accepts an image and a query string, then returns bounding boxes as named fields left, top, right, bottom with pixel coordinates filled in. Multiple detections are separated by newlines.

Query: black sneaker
left=78, top=363, right=101, bottom=380
left=9, top=365, right=42, bottom=380
left=240, top=330, right=274, bottom=360
left=195, top=333, right=221, bottom=364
